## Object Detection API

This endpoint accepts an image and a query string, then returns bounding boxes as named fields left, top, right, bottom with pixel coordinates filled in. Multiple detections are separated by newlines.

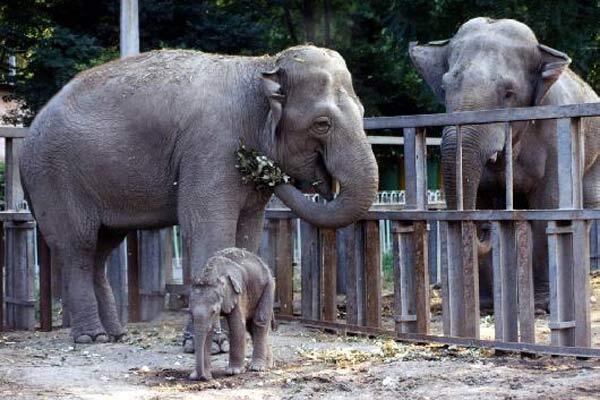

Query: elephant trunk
left=441, top=125, right=504, bottom=210
left=192, top=325, right=212, bottom=381
left=275, top=135, right=378, bottom=228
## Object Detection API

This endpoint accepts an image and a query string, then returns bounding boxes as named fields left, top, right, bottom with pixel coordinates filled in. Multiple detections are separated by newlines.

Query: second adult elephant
left=20, top=45, right=378, bottom=344
left=410, top=18, right=600, bottom=305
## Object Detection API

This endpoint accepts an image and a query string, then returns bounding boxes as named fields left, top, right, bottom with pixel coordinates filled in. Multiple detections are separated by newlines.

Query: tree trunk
left=282, top=0, right=298, bottom=43
left=323, top=0, right=331, bottom=47
left=302, top=0, right=317, bottom=43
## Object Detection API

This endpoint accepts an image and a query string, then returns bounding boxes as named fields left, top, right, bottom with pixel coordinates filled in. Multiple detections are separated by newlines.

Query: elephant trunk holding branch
left=20, top=45, right=378, bottom=343
left=410, top=18, right=600, bottom=305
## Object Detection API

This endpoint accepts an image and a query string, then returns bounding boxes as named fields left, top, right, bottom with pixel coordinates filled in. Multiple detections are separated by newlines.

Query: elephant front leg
left=179, top=212, right=238, bottom=354
left=225, top=311, right=246, bottom=375
left=249, top=281, right=275, bottom=371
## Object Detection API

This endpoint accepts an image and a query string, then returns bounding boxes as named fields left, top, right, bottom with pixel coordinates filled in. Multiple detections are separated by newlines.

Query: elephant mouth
left=292, top=153, right=336, bottom=202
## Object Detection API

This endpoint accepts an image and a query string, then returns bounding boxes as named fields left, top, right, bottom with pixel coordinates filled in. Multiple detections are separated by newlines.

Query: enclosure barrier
left=2, top=102, right=600, bottom=357
left=264, top=102, right=600, bottom=355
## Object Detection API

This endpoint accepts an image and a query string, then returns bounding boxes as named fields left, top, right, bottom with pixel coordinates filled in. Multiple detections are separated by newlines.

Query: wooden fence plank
left=345, top=223, right=365, bottom=325
left=322, top=228, right=337, bottom=322
left=461, top=221, right=479, bottom=338
left=107, top=241, right=128, bottom=323
left=127, top=232, right=140, bottom=322
left=364, top=221, right=381, bottom=328
left=439, top=221, right=450, bottom=335
left=0, top=224, right=3, bottom=331
left=4, top=221, right=36, bottom=330
left=516, top=221, right=535, bottom=343
left=414, top=221, right=430, bottom=334
left=38, top=231, right=52, bottom=332
left=300, top=222, right=321, bottom=320
left=492, top=222, right=518, bottom=342
left=275, top=219, right=294, bottom=316
left=572, top=220, right=591, bottom=347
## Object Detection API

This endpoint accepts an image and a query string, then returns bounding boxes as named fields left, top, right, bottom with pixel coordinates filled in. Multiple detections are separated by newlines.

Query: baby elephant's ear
left=227, top=274, right=242, bottom=294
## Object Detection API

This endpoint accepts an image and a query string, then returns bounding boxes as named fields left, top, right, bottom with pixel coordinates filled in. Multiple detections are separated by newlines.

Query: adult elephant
left=410, top=18, right=600, bottom=307
left=20, top=45, right=378, bottom=344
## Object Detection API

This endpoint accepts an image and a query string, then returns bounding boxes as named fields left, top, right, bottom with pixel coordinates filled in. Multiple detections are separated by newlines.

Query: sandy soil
left=2, top=310, right=600, bottom=400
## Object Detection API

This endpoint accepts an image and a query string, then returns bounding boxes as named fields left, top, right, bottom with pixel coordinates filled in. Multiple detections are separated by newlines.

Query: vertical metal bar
left=516, top=221, right=535, bottom=343
left=504, top=122, right=513, bottom=210
left=404, top=127, right=417, bottom=209
left=322, top=228, right=337, bottom=322
left=364, top=221, right=381, bottom=327
left=275, top=219, right=294, bottom=316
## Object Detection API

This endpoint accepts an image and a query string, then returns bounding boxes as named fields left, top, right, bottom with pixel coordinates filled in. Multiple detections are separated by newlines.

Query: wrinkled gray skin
left=20, top=45, right=378, bottom=343
left=189, top=248, right=275, bottom=381
left=411, top=18, right=600, bottom=306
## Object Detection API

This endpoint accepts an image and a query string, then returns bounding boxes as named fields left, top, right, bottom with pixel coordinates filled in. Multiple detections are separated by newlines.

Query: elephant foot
left=189, top=370, right=212, bottom=381
left=111, top=332, right=128, bottom=342
left=225, top=366, right=243, bottom=376
left=249, top=360, right=269, bottom=372
left=74, top=332, right=109, bottom=344
left=211, top=332, right=230, bottom=355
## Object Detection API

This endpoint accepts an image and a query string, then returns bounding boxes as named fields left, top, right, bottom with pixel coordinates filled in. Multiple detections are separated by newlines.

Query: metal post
left=120, top=0, right=139, bottom=56
left=504, top=122, right=513, bottom=210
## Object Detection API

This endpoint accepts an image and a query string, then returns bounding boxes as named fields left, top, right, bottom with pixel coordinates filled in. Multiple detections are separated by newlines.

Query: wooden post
left=127, top=232, right=140, bottom=322
left=4, top=221, right=36, bottom=330
left=364, top=221, right=381, bottom=328
left=138, top=229, right=170, bottom=321
left=516, top=221, right=535, bottom=343
left=38, top=231, right=52, bottom=332
left=0, top=225, right=4, bottom=331
left=345, top=223, right=365, bottom=325
left=441, top=221, right=479, bottom=338
left=300, top=222, right=321, bottom=320
left=492, top=222, right=518, bottom=342
left=322, top=228, right=337, bottom=322
left=275, top=219, right=294, bottom=316
left=106, top=242, right=128, bottom=323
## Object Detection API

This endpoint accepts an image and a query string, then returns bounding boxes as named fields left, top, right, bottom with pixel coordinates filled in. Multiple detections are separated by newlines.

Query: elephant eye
left=312, top=117, right=332, bottom=135
left=504, top=90, right=515, bottom=100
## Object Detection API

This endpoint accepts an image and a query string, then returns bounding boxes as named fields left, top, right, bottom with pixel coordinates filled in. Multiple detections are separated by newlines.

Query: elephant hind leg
left=94, top=230, right=128, bottom=340
left=51, top=244, right=107, bottom=343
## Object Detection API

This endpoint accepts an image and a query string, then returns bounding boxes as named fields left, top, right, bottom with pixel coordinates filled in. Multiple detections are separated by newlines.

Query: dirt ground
left=2, top=310, right=600, bottom=400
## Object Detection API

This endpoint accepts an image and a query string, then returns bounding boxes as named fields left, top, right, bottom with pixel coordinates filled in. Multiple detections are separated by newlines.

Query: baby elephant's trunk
left=190, top=327, right=213, bottom=381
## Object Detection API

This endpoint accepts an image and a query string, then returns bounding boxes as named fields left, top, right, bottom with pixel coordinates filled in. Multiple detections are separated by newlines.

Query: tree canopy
left=1, top=0, right=599, bottom=125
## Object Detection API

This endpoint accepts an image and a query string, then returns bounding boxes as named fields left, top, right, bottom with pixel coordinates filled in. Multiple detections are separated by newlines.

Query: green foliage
left=382, top=250, right=394, bottom=285
left=0, top=0, right=598, bottom=125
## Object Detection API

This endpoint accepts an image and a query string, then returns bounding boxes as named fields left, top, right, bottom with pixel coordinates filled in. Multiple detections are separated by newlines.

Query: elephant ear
left=533, top=44, right=571, bottom=105
left=409, top=39, right=450, bottom=103
left=261, top=68, right=285, bottom=143
left=220, top=272, right=243, bottom=313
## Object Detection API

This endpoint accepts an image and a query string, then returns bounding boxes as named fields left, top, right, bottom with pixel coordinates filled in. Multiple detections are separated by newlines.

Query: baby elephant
left=189, top=248, right=275, bottom=381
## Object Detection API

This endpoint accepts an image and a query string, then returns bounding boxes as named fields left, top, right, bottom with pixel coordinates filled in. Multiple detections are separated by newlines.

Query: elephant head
left=260, top=46, right=378, bottom=227
left=189, top=256, right=242, bottom=381
left=409, top=18, right=571, bottom=209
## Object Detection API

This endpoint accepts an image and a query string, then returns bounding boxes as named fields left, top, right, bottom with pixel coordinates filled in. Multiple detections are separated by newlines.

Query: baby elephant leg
left=225, top=312, right=246, bottom=375
left=249, top=280, right=275, bottom=371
